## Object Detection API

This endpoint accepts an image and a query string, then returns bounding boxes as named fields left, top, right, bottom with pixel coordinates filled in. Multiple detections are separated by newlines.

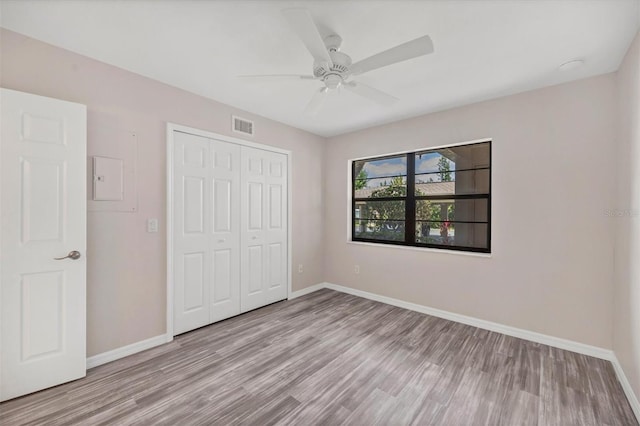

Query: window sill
left=347, top=240, right=493, bottom=258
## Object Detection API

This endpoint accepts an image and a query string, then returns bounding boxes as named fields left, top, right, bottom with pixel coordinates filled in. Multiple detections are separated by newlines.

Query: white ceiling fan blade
left=305, top=87, right=328, bottom=115
left=282, top=8, right=333, bottom=67
left=238, top=74, right=316, bottom=80
left=344, top=81, right=398, bottom=106
left=350, top=35, right=434, bottom=76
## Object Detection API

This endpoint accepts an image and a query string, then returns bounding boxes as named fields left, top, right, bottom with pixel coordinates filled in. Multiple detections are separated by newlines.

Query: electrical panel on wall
left=87, top=115, right=138, bottom=212
left=93, top=156, right=124, bottom=201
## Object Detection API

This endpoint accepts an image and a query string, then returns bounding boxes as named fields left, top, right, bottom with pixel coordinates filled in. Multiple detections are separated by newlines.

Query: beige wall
left=614, top=29, right=640, bottom=401
left=325, top=74, right=617, bottom=349
left=0, top=29, right=326, bottom=356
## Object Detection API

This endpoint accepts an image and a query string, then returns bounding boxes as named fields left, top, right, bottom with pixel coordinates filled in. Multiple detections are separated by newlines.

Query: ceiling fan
left=240, top=8, right=434, bottom=114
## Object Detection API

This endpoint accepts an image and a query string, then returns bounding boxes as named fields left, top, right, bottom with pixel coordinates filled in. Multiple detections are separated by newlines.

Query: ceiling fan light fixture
left=323, top=74, right=343, bottom=90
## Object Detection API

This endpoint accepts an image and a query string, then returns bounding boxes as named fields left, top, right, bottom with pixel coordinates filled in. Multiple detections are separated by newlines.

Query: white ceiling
left=1, top=0, right=639, bottom=137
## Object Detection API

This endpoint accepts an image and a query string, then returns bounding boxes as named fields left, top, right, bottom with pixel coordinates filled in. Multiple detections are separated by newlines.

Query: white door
left=171, top=128, right=287, bottom=335
left=262, top=150, right=288, bottom=305
left=209, top=139, right=241, bottom=323
left=240, top=146, right=288, bottom=311
left=1, top=88, right=87, bottom=401
left=173, top=132, right=242, bottom=333
left=173, top=132, right=211, bottom=334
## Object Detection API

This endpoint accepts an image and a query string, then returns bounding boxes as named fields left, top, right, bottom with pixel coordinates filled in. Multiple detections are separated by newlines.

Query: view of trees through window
left=352, top=141, right=491, bottom=252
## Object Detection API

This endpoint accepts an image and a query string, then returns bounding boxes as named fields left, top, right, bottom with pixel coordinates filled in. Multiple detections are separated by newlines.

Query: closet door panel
left=248, top=245, right=264, bottom=294
left=182, top=252, right=206, bottom=311
left=183, top=176, right=205, bottom=233
left=268, top=242, right=283, bottom=289
left=211, top=249, right=232, bottom=304
left=213, top=179, right=231, bottom=232
left=210, top=140, right=241, bottom=322
left=240, top=147, right=288, bottom=311
left=173, top=132, right=211, bottom=334
left=264, top=152, right=288, bottom=304
left=240, top=146, right=268, bottom=311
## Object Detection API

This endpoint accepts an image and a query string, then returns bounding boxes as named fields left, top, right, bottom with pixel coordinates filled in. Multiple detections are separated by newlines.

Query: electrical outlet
left=147, top=218, right=158, bottom=233
left=298, top=264, right=303, bottom=273
left=354, top=264, right=360, bottom=274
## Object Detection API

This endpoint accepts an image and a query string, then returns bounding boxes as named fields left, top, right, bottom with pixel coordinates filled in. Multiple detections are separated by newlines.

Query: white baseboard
left=289, top=283, right=325, bottom=299
left=611, top=355, right=640, bottom=420
left=322, top=282, right=613, bottom=360
left=86, top=334, right=169, bottom=369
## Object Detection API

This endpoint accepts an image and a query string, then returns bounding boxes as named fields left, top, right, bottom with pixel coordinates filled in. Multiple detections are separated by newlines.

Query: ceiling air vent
left=232, top=115, right=254, bottom=136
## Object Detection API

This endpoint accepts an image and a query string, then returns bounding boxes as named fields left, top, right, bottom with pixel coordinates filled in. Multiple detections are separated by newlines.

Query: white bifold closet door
left=240, top=146, right=288, bottom=312
left=173, top=131, right=287, bottom=336
left=173, top=131, right=241, bottom=334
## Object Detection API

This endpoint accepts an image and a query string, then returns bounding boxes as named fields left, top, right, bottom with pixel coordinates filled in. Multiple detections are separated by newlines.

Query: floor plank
left=1, top=289, right=636, bottom=425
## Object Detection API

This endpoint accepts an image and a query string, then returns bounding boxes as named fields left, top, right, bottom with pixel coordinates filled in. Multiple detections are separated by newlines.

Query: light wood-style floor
left=1, top=289, right=637, bottom=425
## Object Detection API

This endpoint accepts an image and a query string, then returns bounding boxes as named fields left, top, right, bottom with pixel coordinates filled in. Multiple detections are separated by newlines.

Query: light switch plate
left=147, top=218, right=158, bottom=233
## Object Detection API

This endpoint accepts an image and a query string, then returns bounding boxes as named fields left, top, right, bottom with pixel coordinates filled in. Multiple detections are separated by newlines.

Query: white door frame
left=165, top=123, right=292, bottom=341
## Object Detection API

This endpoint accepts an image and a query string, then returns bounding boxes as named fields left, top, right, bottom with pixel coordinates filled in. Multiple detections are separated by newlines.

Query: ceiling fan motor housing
left=313, top=50, right=352, bottom=88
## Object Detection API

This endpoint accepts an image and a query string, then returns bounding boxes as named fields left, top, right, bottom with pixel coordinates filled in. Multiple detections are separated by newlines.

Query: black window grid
left=352, top=141, right=491, bottom=253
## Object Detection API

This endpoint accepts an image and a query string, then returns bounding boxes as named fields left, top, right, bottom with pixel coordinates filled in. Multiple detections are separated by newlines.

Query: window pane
left=415, top=142, right=490, bottom=174
left=415, top=222, right=488, bottom=249
left=355, top=200, right=405, bottom=220
left=416, top=199, right=488, bottom=223
left=414, top=151, right=454, bottom=175
left=355, top=176, right=407, bottom=198
left=354, top=155, right=407, bottom=198
left=415, top=169, right=489, bottom=195
left=354, top=220, right=405, bottom=241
